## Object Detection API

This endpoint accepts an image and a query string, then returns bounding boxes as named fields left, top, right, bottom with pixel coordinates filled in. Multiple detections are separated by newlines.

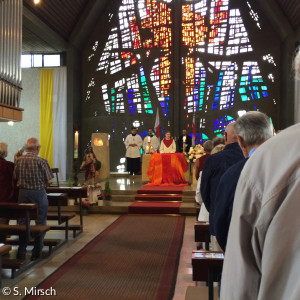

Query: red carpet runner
left=129, top=185, right=184, bottom=214
left=24, top=215, right=185, bottom=300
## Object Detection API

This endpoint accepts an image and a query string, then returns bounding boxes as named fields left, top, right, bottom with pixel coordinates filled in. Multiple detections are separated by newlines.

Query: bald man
left=200, top=123, right=243, bottom=249
left=14, top=138, right=53, bottom=260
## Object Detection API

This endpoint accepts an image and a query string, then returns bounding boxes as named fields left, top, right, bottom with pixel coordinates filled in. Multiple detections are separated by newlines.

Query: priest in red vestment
left=159, top=131, right=176, bottom=153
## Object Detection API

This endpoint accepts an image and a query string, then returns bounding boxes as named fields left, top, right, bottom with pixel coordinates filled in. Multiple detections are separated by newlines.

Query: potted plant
left=103, top=177, right=112, bottom=205
left=82, top=200, right=90, bottom=215
left=97, top=193, right=104, bottom=206
left=72, top=158, right=80, bottom=186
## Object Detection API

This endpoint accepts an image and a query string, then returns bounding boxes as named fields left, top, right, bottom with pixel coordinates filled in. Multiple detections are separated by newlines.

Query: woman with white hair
left=0, top=142, right=17, bottom=203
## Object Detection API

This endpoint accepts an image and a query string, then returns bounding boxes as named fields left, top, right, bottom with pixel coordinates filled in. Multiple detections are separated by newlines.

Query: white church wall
left=0, top=68, right=40, bottom=162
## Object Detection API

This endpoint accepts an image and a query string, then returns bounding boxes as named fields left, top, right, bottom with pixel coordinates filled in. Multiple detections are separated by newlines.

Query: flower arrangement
left=104, top=192, right=111, bottom=200
left=97, top=194, right=104, bottom=200
left=185, top=144, right=205, bottom=163
left=82, top=200, right=91, bottom=209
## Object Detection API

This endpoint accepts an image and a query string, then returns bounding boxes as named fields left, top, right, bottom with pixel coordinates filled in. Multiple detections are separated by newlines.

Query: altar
left=142, top=153, right=190, bottom=185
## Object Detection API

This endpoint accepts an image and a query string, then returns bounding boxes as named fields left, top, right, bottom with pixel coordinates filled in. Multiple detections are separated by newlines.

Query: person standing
left=177, top=129, right=192, bottom=153
left=143, top=128, right=159, bottom=153
left=0, top=142, right=18, bottom=203
left=160, top=131, right=176, bottom=153
left=214, top=111, right=273, bottom=252
left=80, top=147, right=97, bottom=184
left=200, top=122, right=243, bottom=250
left=0, top=142, right=19, bottom=242
left=124, top=127, right=143, bottom=175
left=221, top=123, right=300, bottom=300
left=14, top=138, right=53, bottom=260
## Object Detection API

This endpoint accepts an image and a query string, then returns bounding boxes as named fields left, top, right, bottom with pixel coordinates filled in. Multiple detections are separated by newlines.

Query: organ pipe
left=0, top=0, right=22, bottom=107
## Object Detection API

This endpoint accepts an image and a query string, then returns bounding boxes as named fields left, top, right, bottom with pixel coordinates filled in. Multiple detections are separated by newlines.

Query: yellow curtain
left=40, top=69, right=53, bottom=167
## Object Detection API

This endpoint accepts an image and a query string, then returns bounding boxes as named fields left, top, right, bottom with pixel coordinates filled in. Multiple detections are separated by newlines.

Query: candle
left=74, top=131, right=79, bottom=159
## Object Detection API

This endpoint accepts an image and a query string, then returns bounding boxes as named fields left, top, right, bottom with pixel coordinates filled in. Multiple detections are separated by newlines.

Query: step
left=135, top=194, right=182, bottom=201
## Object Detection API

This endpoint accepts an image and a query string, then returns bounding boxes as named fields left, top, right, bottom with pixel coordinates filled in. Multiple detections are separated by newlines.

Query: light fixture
left=93, top=138, right=103, bottom=147
left=34, top=0, right=40, bottom=4
left=8, top=121, right=14, bottom=126
left=237, top=110, right=247, bottom=117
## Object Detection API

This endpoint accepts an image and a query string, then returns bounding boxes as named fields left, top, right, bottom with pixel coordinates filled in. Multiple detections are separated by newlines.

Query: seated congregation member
left=124, top=127, right=143, bottom=175
left=143, top=128, right=159, bottom=153
left=177, top=129, right=192, bottom=153
left=221, top=123, right=300, bottom=300
left=14, top=138, right=53, bottom=260
left=200, top=122, right=243, bottom=250
left=160, top=131, right=176, bottom=153
left=214, top=111, right=273, bottom=252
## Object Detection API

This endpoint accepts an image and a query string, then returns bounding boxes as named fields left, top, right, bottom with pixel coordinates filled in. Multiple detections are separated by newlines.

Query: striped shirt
left=14, top=152, right=53, bottom=190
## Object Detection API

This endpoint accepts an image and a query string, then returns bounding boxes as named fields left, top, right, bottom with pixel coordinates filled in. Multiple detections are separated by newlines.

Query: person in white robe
left=143, top=128, right=159, bottom=154
left=159, top=131, right=176, bottom=153
left=124, top=127, right=143, bottom=175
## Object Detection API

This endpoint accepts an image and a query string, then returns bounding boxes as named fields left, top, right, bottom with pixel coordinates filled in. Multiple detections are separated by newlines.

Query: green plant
left=72, top=158, right=80, bottom=186
left=103, top=177, right=112, bottom=200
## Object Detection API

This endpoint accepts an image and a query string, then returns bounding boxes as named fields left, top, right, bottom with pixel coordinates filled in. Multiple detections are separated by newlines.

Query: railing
left=0, top=0, right=23, bottom=108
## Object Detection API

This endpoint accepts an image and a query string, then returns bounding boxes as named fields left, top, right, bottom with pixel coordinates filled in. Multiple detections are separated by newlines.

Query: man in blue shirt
left=201, top=122, right=243, bottom=249
left=214, top=111, right=274, bottom=251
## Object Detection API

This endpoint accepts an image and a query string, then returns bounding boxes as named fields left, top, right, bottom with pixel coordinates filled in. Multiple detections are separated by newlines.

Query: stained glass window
left=83, top=0, right=279, bottom=170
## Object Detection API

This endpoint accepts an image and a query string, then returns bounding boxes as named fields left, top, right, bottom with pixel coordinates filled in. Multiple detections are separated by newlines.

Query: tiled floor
left=1, top=176, right=215, bottom=300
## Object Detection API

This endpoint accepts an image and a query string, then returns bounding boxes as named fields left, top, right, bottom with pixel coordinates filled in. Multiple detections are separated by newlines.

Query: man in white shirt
left=124, top=127, right=143, bottom=175
left=143, top=128, right=159, bottom=154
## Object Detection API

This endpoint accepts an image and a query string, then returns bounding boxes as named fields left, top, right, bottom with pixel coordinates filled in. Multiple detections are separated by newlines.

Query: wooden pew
left=47, top=193, right=76, bottom=240
left=0, top=244, right=11, bottom=287
left=0, top=203, right=50, bottom=278
left=50, top=168, right=60, bottom=187
left=46, top=187, right=88, bottom=237
left=194, top=221, right=210, bottom=250
left=192, top=250, right=224, bottom=300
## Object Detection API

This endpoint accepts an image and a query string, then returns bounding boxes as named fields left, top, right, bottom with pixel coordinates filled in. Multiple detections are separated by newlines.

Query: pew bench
left=46, top=187, right=88, bottom=237
left=47, top=193, right=76, bottom=240
left=192, top=250, right=224, bottom=300
left=0, top=203, right=51, bottom=278
left=0, top=244, right=11, bottom=287
left=194, top=221, right=210, bottom=250
left=6, top=238, right=61, bottom=256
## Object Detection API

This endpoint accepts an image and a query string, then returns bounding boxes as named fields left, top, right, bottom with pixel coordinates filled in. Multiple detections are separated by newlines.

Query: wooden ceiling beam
left=69, top=0, right=108, bottom=50
left=255, top=0, right=295, bottom=41
left=23, top=6, right=68, bottom=52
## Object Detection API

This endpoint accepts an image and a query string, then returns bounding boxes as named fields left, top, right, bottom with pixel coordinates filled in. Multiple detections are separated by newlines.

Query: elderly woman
left=159, top=131, right=176, bottom=153
left=0, top=142, right=18, bottom=203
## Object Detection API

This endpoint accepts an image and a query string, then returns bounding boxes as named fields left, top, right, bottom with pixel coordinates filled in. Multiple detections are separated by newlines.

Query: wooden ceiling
left=22, top=0, right=300, bottom=53
left=275, top=0, right=300, bottom=29
left=23, top=0, right=89, bottom=41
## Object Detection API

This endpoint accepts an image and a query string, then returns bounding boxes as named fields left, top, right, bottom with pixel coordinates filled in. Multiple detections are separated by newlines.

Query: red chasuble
left=162, top=139, right=174, bottom=148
